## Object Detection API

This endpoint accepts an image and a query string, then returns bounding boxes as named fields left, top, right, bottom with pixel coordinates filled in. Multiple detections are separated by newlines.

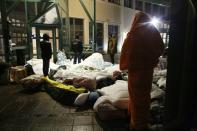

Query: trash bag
left=24, top=64, right=35, bottom=76
left=56, top=50, right=69, bottom=66
left=80, top=53, right=104, bottom=70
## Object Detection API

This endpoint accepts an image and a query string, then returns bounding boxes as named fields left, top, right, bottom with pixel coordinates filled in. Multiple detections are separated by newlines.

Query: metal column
left=1, top=0, right=9, bottom=62
left=25, top=0, right=32, bottom=59
left=93, top=0, right=96, bottom=52
left=79, top=0, right=96, bottom=52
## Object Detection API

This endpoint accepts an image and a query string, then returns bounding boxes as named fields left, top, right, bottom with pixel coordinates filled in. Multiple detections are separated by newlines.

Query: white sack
left=27, top=59, right=59, bottom=75
left=94, top=80, right=129, bottom=110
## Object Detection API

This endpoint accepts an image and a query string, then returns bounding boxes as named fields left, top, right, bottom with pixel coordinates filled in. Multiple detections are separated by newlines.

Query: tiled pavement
left=0, top=84, right=129, bottom=131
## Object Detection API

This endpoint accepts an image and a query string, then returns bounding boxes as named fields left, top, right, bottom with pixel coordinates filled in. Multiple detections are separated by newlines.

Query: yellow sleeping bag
left=44, top=77, right=86, bottom=94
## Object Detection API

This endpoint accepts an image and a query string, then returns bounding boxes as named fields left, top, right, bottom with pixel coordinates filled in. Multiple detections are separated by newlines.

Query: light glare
left=150, top=17, right=160, bottom=27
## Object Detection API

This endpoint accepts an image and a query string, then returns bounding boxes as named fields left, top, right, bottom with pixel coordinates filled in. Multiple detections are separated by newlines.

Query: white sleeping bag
left=94, top=80, right=129, bottom=111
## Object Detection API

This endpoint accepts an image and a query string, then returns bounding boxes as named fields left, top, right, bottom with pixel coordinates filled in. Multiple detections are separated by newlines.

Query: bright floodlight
left=150, top=17, right=160, bottom=27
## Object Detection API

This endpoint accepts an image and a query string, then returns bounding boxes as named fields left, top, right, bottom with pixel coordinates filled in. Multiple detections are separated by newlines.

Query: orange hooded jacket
left=120, top=11, right=164, bottom=71
left=120, top=12, right=164, bottom=129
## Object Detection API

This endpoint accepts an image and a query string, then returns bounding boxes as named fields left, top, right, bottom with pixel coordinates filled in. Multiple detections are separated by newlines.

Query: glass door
left=32, top=27, right=59, bottom=61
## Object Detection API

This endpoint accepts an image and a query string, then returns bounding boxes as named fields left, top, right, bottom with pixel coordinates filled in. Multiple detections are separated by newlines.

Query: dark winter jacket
left=40, top=41, right=52, bottom=59
left=72, top=39, right=83, bottom=53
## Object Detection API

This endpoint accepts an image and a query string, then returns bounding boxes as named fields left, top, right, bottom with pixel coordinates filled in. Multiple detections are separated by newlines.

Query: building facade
left=0, top=0, right=170, bottom=63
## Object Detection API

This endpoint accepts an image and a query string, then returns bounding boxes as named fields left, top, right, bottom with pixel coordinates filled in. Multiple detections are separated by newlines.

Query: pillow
left=99, top=80, right=129, bottom=109
left=157, top=77, right=166, bottom=88
left=74, top=92, right=90, bottom=106
left=111, top=90, right=129, bottom=110
left=93, top=96, right=112, bottom=112
left=96, top=102, right=127, bottom=121
left=151, top=88, right=165, bottom=99
left=87, top=91, right=101, bottom=105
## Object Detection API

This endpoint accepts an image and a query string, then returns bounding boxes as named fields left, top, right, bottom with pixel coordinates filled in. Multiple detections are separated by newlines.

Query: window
left=124, top=0, right=133, bottom=8
left=160, top=32, right=169, bottom=47
left=159, top=6, right=166, bottom=16
left=108, top=0, right=120, bottom=5
left=35, top=7, right=59, bottom=24
left=145, top=2, right=152, bottom=14
left=6, top=2, right=30, bottom=48
left=89, top=22, right=104, bottom=51
left=158, top=22, right=170, bottom=47
left=135, top=0, right=143, bottom=11
left=108, top=25, right=118, bottom=53
left=152, top=4, right=159, bottom=16
left=70, top=18, right=84, bottom=43
left=96, top=23, right=104, bottom=51
left=9, top=18, right=27, bottom=46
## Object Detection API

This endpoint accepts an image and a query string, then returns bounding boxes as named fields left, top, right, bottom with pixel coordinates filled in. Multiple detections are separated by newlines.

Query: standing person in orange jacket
left=119, top=11, right=164, bottom=131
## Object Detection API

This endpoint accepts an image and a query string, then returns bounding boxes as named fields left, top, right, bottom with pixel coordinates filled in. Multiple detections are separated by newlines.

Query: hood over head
left=130, top=11, right=151, bottom=33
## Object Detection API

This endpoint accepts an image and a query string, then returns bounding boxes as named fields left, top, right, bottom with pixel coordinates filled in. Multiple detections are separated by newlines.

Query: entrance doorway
left=32, top=27, right=59, bottom=61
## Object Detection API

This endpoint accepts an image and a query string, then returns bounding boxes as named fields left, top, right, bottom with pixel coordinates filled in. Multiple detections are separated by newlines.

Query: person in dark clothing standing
left=40, top=33, right=52, bottom=76
left=72, top=35, right=83, bottom=64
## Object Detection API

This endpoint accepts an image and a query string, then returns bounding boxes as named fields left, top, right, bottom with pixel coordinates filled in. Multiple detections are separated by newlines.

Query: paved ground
left=0, top=84, right=128, bottom=131
left=99, top=53, right=120, bottom=65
